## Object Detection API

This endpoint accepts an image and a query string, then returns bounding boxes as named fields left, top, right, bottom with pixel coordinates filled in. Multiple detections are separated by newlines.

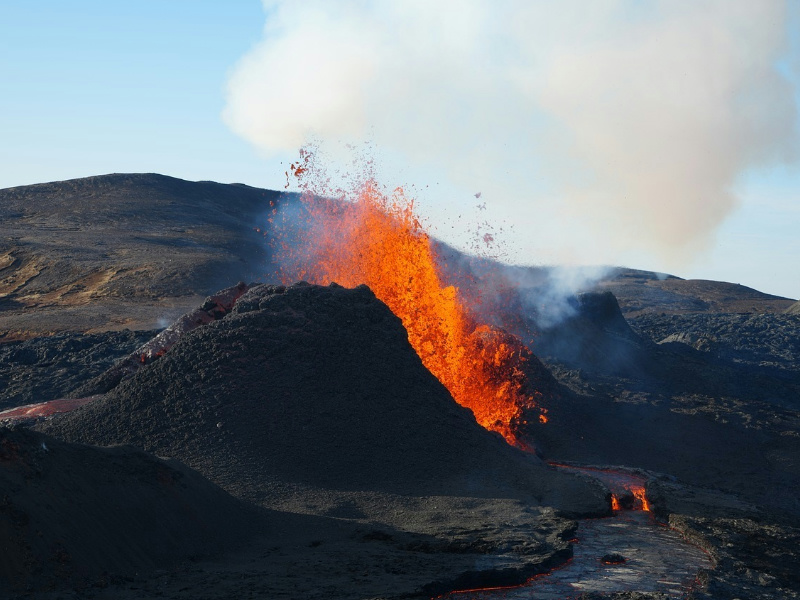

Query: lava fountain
left=270, top=154, right=545, bottom=445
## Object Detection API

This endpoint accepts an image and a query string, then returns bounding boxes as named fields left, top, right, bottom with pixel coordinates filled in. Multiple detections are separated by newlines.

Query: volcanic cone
left=40, top=282, right=605, bottom=514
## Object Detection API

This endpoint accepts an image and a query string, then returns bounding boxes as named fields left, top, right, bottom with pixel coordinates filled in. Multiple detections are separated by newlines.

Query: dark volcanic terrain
left=507, top=290, right=800, bottom=598
left=2, top=174, right=799, bottom=599
left=595, top=267, right=795, bottom=316
left=0, top=330, right=156, bottom=411
left=0, top=426, right=261, bottom=595
left=40, top=282, right=605, bottom=512
left=34, top=282, right=607, bottom=599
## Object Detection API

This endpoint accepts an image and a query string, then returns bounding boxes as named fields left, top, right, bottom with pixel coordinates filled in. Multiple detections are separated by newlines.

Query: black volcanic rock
left=633, top=311, right=800, bottom=378
left=39, top=282, right=606, bottom=515
left=0, top=427, right=259, bottom=594
left=0, top=329, right=156, bottom=410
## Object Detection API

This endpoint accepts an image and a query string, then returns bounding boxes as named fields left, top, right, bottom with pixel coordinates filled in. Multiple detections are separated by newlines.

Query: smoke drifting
left=224, top=0, right=797, bottom=266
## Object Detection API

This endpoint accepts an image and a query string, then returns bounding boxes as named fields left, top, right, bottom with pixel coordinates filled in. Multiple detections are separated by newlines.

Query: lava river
left=444, top=507, right=712, bottom=599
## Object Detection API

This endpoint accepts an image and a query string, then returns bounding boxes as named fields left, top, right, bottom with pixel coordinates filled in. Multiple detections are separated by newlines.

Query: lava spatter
left=273, top=154, right=544, bottom=445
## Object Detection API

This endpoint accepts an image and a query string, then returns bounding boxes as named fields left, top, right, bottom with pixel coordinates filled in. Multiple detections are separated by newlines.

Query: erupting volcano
left=271, top=158, right=545, bottom=444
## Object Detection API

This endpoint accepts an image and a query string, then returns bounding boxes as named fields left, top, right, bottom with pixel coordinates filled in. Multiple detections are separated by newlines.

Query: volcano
left=2, top=173, right=800, bottom=598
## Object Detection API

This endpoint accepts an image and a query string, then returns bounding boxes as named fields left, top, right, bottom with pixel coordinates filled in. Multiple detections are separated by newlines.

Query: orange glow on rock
left=611, top=495, right=621, bottom=511
left=632, top=487, right=650, bottom=512
left=273, top=169, right=544, bottom=445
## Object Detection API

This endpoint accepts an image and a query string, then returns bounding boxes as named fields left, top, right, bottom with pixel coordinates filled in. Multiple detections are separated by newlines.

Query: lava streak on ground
left=0, top=396, right=100, bottom=424
left=552, top=463, right=651, bottom=512
left=272, top=157, right=544, bottom=444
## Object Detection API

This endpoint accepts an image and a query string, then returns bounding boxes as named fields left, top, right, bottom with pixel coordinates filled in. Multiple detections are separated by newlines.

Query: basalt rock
left=601, top=553, right=627, bottom=565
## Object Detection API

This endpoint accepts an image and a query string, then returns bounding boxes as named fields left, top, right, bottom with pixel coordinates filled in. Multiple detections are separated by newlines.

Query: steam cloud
left=224, top=0, right=797, bottom=267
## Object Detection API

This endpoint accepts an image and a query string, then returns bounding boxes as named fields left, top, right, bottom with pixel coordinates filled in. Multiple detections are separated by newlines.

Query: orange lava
left=274, top=168, right=543, bottom=445
left=611, top=495, right=621, bottom=511
left=632, top=487, right=651, bottom=512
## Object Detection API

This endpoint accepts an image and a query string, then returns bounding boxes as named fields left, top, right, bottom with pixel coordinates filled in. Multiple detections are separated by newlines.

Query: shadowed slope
left=0, top=427, right=260, bottom=593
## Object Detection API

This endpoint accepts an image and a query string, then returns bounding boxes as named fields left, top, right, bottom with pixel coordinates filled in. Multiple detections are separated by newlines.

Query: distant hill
left=0, top=174, right=283, bottom=340
left=594, top=268, right=795, bottom=316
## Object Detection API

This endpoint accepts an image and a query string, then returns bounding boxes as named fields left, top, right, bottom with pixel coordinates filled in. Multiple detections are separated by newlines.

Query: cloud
left=223, top=0, right=798, bottom=267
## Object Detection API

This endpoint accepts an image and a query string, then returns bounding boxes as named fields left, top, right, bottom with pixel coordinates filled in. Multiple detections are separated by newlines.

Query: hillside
left=0, top=173, right=281, bottom=340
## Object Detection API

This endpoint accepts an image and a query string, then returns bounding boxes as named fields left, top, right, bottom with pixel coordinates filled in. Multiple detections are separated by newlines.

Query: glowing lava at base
left=273, top=160, right=544, bottom=445
left=633, top=487, right=651, bottom=512
left=552, top=463, right=651, bottom=512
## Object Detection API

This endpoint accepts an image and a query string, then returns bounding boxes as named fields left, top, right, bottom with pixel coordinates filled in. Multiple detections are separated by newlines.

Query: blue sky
left=0, top=2, right=277, bottom=187
left=1, top=1, right=798, bottom=300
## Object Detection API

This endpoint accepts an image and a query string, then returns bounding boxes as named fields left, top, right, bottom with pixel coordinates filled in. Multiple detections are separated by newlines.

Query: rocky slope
left=0, top=173, right=284, bottom=340
left=0, top=330, right=156, bottom=411
left=595, top=268, right=795, bottom=316
left=27, top=282, right=609, bottom=599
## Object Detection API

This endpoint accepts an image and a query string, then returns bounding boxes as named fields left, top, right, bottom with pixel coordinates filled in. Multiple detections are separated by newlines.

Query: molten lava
left=633, top=487, right=651, bottom=512
left=550, top=463, right=651, bottom=512
left=273, top=168, right=543, bottom=445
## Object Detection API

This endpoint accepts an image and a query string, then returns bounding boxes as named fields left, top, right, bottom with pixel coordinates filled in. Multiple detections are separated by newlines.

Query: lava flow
left=552, top=463, right=650, bottom=512
left=272, top=159, right=544, bottom=445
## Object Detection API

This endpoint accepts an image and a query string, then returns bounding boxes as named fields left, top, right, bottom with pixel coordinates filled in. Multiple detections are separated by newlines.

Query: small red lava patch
left=0, top=397, right=99, bottom=423
left=601, top=553, right=626, bottom=565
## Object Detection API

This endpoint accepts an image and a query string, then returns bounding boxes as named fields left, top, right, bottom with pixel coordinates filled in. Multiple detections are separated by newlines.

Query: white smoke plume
left=223, top=0, right=798, bottom=268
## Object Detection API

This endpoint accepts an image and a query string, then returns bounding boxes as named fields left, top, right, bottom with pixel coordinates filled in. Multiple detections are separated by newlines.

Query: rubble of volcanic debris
left=631, top=311, right=800, bottom=374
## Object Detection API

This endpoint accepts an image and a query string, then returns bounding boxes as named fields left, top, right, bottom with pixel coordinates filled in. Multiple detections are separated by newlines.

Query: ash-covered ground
left=1, top=174, right=799, bottom=599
